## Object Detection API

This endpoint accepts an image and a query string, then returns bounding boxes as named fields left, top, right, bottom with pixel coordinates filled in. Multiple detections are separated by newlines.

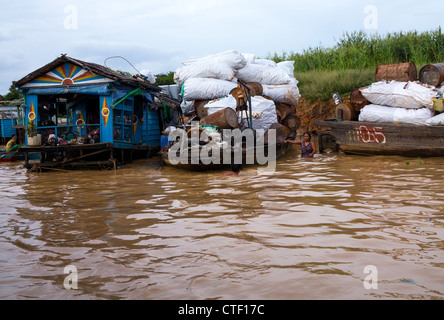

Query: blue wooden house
left=0, top=99, right=25, bottom=145
left=13, top=55, right=180, bottom=170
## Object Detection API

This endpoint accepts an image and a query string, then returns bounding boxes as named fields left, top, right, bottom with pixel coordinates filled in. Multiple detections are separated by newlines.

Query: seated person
left=64, top=127, right=79, bottom=142
left=5, top=135, right=18, bottom=152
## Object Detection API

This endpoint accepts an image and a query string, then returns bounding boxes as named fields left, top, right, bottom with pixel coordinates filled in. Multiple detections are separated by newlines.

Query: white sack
left=236, top=63, right=292, bottom=85
left=249, top=96, right=278, bottom=131
left=360, top=81, right=436, bottom=109
left=174, top=61, right=236, bottom=86
left=182, top=50, right=247, bottom=70
left=254, top=59, right=277, bottom=67
left=140, top=69, right=156, bottom=83
left=426, top=113, right=444, bottom=126
left=159, top=85, right=180, bottom=100
left=262, top=83, right=300, bottom=106
left=242, top=53, right=256, bottom=64
left=359, top=104, right=435, bottom=125
left=182, top=78, right=238, bottom=101
left=204, top=95, right=237, bottom=115
left=180, top=100, right=195, bottom=116
left=277, top=61, right=295, bottom=77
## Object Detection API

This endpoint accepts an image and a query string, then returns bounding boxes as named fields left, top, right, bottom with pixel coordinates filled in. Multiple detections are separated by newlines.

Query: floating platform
left=19, top=143, right=158, bottom=172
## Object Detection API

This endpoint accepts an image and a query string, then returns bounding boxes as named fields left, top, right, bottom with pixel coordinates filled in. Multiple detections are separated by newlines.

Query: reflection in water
left=0, top=150, right=443, bottom=300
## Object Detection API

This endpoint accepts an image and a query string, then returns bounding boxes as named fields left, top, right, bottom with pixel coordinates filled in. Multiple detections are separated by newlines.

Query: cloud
left=0, top=0, right=442, bottom=94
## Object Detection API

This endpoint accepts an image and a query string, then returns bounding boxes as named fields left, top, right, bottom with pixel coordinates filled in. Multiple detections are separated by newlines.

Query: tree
left=155, top=72, right=175, bottom=86
left=2, top=84, right=22, bottom=101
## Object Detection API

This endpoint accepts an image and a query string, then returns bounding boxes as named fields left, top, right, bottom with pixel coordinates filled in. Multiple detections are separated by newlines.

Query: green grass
left=296, top=69, right=375, bottom=101
left=269, top=27, right=444, bottom=73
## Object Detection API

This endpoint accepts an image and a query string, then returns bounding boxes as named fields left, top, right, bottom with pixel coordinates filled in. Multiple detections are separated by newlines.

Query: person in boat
left=5, top=135, right=19, bottom=152
left=223, top=163, right=243, bottom=176
left=285, top=132, right=316, bottom=158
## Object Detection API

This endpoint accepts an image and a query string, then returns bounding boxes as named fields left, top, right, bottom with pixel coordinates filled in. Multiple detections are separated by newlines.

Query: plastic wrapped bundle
left=359, top=104, right=435, bottom=125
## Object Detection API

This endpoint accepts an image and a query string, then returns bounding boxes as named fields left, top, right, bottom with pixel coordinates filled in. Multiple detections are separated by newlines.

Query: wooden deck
left=18, top=143, right=160, bottom=171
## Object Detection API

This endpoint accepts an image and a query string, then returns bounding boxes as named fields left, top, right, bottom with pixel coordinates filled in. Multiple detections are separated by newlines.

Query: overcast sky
left=0, top=0, right=442, bottom=94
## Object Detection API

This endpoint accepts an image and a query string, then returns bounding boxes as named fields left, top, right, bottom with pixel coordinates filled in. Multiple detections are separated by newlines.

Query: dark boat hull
left=161, top=143, right=290, bottom=171
left=0, top=150, right=39, bottom=162
left=314, top=120, right=444, bottom=157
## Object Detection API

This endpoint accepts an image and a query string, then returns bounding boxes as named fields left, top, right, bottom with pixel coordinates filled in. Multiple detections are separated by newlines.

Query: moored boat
left=160, top=140, right=290, bottom=172
left=0, top=149, right=39, bottom=162
left=0, top=150, right=23, bottom=162
left=314, top=120, right=444, bottom=157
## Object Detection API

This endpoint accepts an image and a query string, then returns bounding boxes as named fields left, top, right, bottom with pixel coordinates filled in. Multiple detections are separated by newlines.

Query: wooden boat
left=0, top=150, right=23, bottom=162
left=314, top=120, right=444, bottom=157
left=161, top=141, right=290, bottom=171
left=0, top=150, right=39, bottom=162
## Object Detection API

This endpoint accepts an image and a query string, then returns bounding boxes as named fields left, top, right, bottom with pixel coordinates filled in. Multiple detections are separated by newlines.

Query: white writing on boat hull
left=346, top=126, right=387, bottom=144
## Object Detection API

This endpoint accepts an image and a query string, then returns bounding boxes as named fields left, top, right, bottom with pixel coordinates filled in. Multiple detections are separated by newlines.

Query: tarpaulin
left=110, top=88, right=155, bottom=108
left=25, top=84, right=111, bottom=96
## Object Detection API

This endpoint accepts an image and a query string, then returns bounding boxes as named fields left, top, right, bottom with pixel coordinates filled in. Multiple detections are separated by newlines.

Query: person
left=223, top=163, right=243, bottom=176
left=285, top=132, right=316, bottom=158
left=5, top=135, right=18, bottom=152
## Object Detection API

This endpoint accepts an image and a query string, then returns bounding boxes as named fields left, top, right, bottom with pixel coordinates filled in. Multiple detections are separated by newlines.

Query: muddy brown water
left=1, top=146, right=443, bottom=300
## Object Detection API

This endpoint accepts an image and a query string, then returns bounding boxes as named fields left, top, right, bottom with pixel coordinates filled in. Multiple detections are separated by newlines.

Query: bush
left=155, top=72, right=175, bottom=86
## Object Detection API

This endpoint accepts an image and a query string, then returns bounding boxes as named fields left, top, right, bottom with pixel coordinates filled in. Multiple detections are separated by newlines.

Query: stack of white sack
left=357, top=80, right=440, bottom=125
left=360, top=81, right=437, bottom=109
left=202, top=95, right=278, bottom=131
left=177, top=51, right=246, bottom=113
left=177, top=50, right=299, bottom=120
left=359, top=104, right=435, bottom=125
left=237, top=57, right=300, bottom=106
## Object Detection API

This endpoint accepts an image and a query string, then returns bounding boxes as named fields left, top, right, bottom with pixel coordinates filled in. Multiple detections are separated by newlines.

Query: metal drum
left=375, top=62, right=417, bottom=82
left=419, top=63, right=444, bottom=87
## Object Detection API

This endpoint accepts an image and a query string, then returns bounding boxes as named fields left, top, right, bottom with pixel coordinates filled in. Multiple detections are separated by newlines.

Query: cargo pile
left=176, top=50, right=301, bottom=141
left=342, top=62, right=444, bottom=126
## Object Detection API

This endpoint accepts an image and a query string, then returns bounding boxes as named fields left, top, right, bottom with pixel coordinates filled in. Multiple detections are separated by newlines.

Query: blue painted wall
left=143, top=108, right=161, bottom=147
left=23, top=90, right=161, bottom=149
left=0, top=119, right=17, bottom=138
